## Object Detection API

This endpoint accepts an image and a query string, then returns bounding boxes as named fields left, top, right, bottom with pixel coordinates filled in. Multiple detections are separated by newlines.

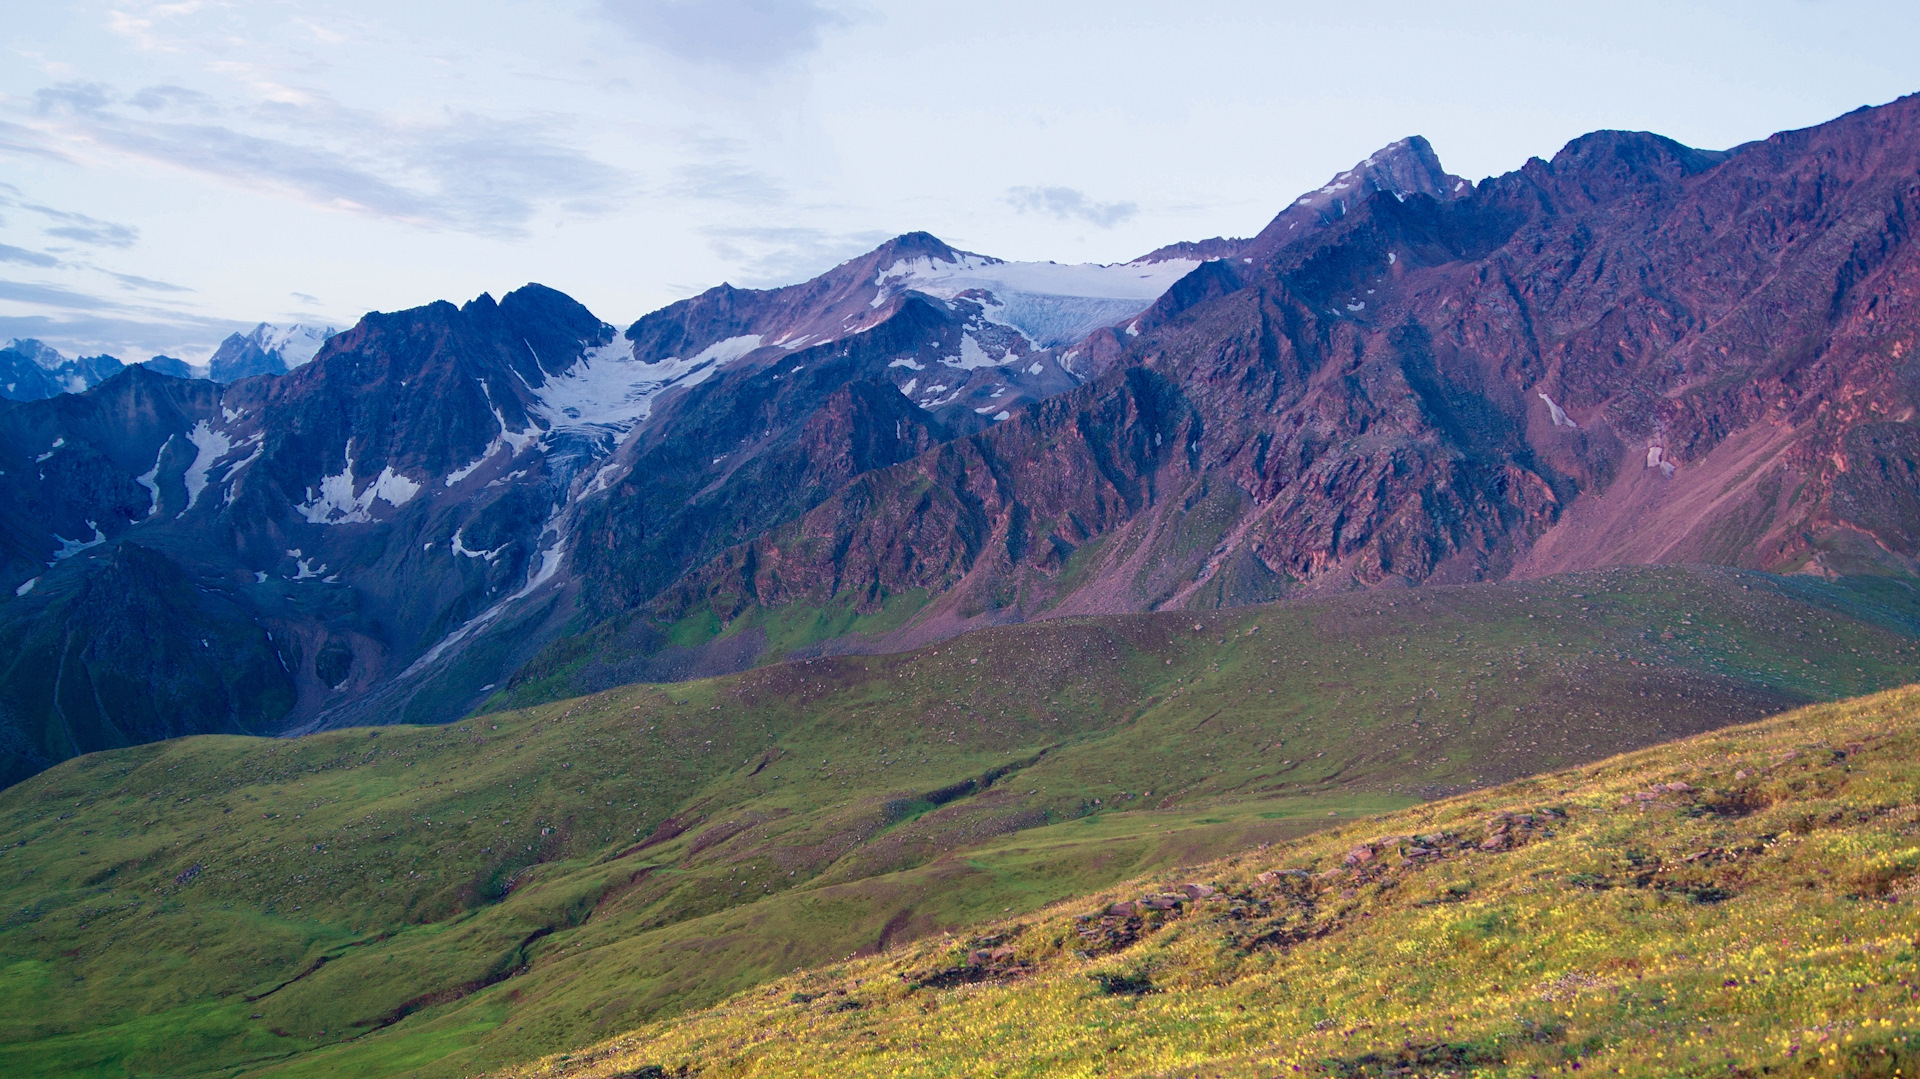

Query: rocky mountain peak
left=869, top=230, right=964, bottom=266
left=2, top=338, right=68, bottom=370
left=207, top=322, right=339, bottom=382
left=1242, top=135, right=1470, bottom=264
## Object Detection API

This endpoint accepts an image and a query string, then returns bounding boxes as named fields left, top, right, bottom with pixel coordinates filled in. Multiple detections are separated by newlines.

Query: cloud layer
left=1006, top=186, right=1139, bottom=229
left=24, top=82, right=625, bottom=238
left=599, top=0, right=851, bottom=70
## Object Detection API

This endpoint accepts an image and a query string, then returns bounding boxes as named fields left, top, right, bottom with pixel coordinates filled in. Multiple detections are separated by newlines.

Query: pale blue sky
left=2, top=0, right=1915, bottom=361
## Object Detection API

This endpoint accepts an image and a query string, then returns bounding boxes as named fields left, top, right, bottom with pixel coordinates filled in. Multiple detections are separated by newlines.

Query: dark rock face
left=0, top=286, right=620, bottom=768
left=0, top=543, right=295, bottom=787
left=140, top=356, right=194, bottom=378
left=633, top=95, right=1920, bottom=640
left=207, top=335, right=284, bottom=381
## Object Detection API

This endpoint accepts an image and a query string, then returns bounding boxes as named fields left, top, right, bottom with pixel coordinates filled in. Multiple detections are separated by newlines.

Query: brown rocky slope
left=604, top=94, right=1920, bottom=660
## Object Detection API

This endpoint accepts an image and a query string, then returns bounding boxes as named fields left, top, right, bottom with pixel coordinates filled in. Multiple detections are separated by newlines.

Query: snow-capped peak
left=2, top=338, right=71, bottom=371
left=246, top=323, right=337, bottom=369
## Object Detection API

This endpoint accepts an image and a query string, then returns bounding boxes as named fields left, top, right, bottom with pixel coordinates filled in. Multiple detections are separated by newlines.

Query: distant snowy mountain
left=207, top=323, right=339, bottom=382
left=0, top=339, right=127, bottom=401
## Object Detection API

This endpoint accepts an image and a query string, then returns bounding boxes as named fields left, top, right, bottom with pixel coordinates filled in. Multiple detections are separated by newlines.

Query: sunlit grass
left=505, top=685, right=1920, bottom=1079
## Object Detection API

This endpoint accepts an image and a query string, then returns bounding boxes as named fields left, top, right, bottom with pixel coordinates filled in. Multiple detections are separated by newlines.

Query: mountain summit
left=206, top=323, right=339, bottom=381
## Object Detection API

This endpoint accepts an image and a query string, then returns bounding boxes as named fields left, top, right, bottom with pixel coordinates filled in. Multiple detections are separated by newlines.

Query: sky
left=2, top=1, right=1917, bottom=363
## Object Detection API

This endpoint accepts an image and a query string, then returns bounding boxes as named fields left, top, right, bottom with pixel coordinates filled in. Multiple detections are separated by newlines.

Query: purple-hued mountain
left=5, top=95, right=1920, bottom=786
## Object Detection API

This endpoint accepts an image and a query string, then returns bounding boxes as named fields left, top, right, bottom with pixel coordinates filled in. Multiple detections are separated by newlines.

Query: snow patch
left=1537, top=392, right=1577, bottom=429
left=220, top=434, right=264, bottom=505
left=582, top=460, right=626, bottom=497
left=945, top=333, right=1020, bottom=370
left=887, top=357, right=925, bottom=370
left=450, top=527, right=508, bottom=563
left=34, top=437, right=65, bottom=463
left=14, top=577, right=37, bottom=596
left=297, top=449, right=423, bottom=524
left=52, top=522, right=105, bottom=561
left=992, top=410, right=1010, bottom=422
left=899, top=377, right=917, bottom=396
left=445, top=435, right=507, bottom=487
left=133, top=441, right=167, bottom=518
left=532, top=333, right=762, bottom=438
left=1646, top=445, right=1676, bottom=477
left=179, top=421, right=233, bottom=515
left=872, top=253, right=1198, bottom=348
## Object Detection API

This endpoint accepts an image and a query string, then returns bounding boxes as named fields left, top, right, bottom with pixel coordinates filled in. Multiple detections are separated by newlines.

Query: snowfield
left=873, top=254, right=1200, bottom=348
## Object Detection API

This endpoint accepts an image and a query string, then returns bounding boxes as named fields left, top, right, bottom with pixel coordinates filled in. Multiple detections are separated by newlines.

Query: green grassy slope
left=1, top=567, right=1917, bottom=1077
left=507, top=683, right=1920, bottom=1079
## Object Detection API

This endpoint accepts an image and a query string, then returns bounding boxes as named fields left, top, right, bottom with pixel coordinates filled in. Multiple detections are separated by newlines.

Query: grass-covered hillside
left=1, top=567, right=1917, bottom=1078
left=503, top=683, right=1920, bottom=1079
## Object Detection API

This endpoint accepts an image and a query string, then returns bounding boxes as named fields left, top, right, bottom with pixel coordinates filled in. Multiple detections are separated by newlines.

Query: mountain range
left=0, top=322, right=338, bottom=403
left=4, top=96, right=1920, bottom=787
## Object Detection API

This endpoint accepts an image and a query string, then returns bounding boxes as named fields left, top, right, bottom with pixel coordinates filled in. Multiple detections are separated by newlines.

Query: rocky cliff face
left=612, top=96, right=1920, bottom=661
left=0, top=235, right=1202, bottom=778
left=5, top=96, right=1920, bottom=783
left=0, top=287, right=619, bottom=777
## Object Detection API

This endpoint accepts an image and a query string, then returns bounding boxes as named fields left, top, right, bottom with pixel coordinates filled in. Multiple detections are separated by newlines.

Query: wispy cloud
left=0, top=119, right=78, bottom=163
left=103, top=270, right=192, bottom=293
left=0, top=278, right=120, bottom=310
left=0, top=244, right=61, bottom=268
left=671, top=161, right=789, bottom=203
left=599, top=0, right=855, bottom=71
left=41, top=215, right=141, bottom=248
left=1006, top=185, right=1139, bottom=229
left=16, top=81, right=626, bottom=238
left=104, top=0, right=213, bottom=53
left=0, top=184, right=141, bottom=248
left=701, top=224, right=890, bottom=287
